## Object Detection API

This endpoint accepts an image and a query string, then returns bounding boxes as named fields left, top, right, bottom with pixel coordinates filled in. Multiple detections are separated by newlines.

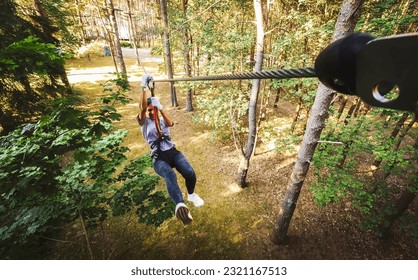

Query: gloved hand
left=150, top=97, right=163, bottom=111
left=141, top=74, right=153, bottom=88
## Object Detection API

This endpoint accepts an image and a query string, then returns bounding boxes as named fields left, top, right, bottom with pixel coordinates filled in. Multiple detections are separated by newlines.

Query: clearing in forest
left=62, top=48, right=417, bottom=260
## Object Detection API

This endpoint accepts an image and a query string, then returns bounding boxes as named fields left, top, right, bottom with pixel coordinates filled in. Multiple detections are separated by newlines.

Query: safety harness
left=150, top=134, right=171, bottom=151
left=146, top=81, right=173, bottom=163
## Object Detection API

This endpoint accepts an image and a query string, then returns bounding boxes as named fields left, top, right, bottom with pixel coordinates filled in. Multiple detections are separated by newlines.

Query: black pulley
left=356, top=34, right=418, bottom=113
left=315, top=32, right=418, bottom=113
left=314, top=33, right=375, bottom=95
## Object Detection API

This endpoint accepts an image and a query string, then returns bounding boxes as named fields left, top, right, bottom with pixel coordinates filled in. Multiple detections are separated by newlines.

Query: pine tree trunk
left=74, top=0, right=87, bottom=43
left=195, top=41, right=200, bottom=76
left=372, top=112, right=410, bottom=169
left=106, top=0, right=127, bottom=76
left=273, top=83, right=333, bottom=243
left=272, top=0, right=365, bottom=244
left=379, top=189, right=416, bottom=239
left=382, top=116, right=416, bottom=179
left=236, top=0, right=265, bottom=188
left=160, top=0, right=178, bottom=107
left=182, top=0, right=194, bottom=111
left=99, top=4, right=119, bottom=72
left=273, top=88, right=281, bottom=109
left=336, top=96, right=348, bottom=122
left=106, top=31, right=119, bottom=73
left=390, top=113, right=410, bottom=138
left=300, top=106, right=311, bottom=135
left=352, top=99, right=360, bottom=117
left=290, top=97, right=302, bottom=134
left=343, top=101, right=356, bottom=125
left=126, top=0, right=143, bottom=68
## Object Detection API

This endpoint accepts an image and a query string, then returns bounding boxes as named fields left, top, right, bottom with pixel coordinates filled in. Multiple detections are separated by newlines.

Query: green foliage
left=400, top=213, right=418, bottom=245
left=1, top=0, right=75, bottom=132
left=275, top=133, right=300, bottom=154
left=271, top=78, right=318, bottom=108
left=194, top=84, right=249, bottom=139
left=311, top=109, right=418, bottom=244
left=0, top=75, right=169, bottom=258
left=0, top=36, right=64, bottom=76
left=112, top=156, right=172, bottom=225
left=0, top=35, right=70, bottom=133
left=358, top=0, right=418, bottom=35
left=311, top=119, right=369, bottom=207
left=119, top=41, right=133, bottom=48
left=150, top=44, right=164, bottom=56
left=0, top=1, right=47, bottom=47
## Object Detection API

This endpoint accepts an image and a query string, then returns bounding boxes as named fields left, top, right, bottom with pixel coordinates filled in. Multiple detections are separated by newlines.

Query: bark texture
left=272, top=0, right=365, bottom=244
left=236, top=0, right=265, bottom=187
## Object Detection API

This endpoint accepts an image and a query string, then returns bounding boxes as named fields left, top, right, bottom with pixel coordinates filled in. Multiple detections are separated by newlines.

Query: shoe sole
left=176, top=206, right=193, bottom=225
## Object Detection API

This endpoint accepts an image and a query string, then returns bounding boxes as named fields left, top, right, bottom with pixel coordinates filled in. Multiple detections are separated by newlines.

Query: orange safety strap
left=149, top=85, right=163, bottom=138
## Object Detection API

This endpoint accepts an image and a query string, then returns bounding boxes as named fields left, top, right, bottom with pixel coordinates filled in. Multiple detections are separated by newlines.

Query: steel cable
left=153, top=67, right=317, bottom=82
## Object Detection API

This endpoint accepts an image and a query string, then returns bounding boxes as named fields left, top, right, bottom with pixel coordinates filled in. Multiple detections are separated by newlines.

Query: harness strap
left=150, top=134, right=171, bottom=150
left=153, top=107, right=163, bottom=138
left=150, top=134, right=172, bottom=164
left=149, top=83, right=163, bottom=138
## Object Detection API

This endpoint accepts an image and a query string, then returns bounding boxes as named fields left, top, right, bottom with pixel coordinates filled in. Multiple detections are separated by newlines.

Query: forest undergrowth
left=53, top=51, right=418, bottom=260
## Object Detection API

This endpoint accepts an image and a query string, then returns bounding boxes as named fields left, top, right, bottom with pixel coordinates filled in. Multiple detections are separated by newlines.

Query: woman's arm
left=137, top=88, right=147, bottom=126
left=160, top=109, right=174, bottom=127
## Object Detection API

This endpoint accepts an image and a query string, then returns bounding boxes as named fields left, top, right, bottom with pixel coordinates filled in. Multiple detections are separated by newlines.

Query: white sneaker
left=188, top=193, right=204, bottom=207
left=175, top=203, right=193, bottom=225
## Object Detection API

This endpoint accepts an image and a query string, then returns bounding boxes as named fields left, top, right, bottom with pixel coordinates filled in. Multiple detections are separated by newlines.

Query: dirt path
left=65, top=49, right=418, bottom=260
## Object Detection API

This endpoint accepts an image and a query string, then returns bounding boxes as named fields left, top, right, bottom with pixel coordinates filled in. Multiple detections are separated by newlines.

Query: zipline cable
left=153, top=67, right=317, bottom=82
left=148, top=33, right=418, bottom=114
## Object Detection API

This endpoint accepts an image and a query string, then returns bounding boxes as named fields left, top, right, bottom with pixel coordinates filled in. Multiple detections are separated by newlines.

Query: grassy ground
left=64, top=54, right=265, bottom=259
left=58, top=51, right=418, bottom=260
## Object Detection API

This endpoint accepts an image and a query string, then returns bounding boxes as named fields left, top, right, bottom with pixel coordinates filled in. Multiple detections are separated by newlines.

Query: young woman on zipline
left=136, top=74, right=204, bottom=225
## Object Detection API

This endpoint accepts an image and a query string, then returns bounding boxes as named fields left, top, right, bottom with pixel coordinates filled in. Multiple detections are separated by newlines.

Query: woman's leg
left=153, top=159, right=184, bottom=204
left=173, top=151, right=196, bottom=195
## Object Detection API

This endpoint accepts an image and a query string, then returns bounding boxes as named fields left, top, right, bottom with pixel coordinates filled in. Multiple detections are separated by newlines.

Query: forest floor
left=61, top=48, right=418, bottom=260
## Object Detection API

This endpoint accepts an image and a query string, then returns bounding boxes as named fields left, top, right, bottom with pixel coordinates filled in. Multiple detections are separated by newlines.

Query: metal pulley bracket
left=356, top=33, right=418, bottom=113
left=148, top=80, right=155, bottom=97
left=315, top=33, right=418, bottom=114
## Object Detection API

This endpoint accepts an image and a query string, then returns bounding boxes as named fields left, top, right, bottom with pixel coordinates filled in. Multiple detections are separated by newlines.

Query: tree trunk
left=272, top=0, right=365, bottom=244
left=300, top=106, right=311, bottom=135
left=74, top=0, right=87, bottom=43
left=33, top=0, right=47, bottom=17
left=390, top=113, right=410, bottom=138
left=382, top=116, right=416, bottom=179
left=126, top=0, right=143, bottom=69
left=236, top=0, right=265, bottom=188
left=337, top=115, right=366, bottom=168
left=352, top=99, right=362, bottom=118
left=372, top=112, right=410, bottom=169
left=379, top=189, right=416, bottom=239
left=273, top=88, right=281, bottom=109
left=106, top=0, right=127, bottom=76
left=336, top=95, right=348, bottom=122
left=97, top=0, right=119, bottom=72
left=160, top=0, right=178, bottom=107
left=195, top=41, right=200, bottom=76
left=182, top=0, right=194, bottom=111
left=343, top=101, right=356, bottom=125
left=290, top=96, right=302, bottom=134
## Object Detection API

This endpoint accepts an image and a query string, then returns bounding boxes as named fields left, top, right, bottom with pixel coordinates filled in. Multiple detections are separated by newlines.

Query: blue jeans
left=153, top=148, right=196, bottom=205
